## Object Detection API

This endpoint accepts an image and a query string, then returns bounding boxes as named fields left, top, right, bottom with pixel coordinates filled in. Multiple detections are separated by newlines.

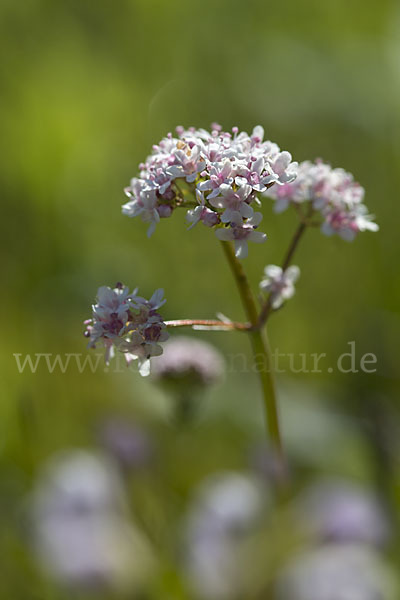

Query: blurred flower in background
left=151, top=335, right=225, bottom=421
left=152, top=335, right=224, bottom=386
left=276, top=544, right=398, bottom=600
left=182, top=471, right=269, bottom=599
left=30, top=450, right=155, bottom=592
left=296, top=478, right=390, bottom=548
left=98, top=418, right=155, bottom=472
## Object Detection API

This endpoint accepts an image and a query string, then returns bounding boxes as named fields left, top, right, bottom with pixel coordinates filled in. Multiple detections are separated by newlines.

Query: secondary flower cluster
left=260, top=265, right=300, bottom=309
left=265, top=159, right=378, bottom=241
left=123, top=124, right=298, bottom=258
left=84, top=283, right=168, bottom=376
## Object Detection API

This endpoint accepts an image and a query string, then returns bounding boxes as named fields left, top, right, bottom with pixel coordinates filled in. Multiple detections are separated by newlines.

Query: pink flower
left=84, top=284, right=169, bottom=376
left=265, top=159, right=378, bottom=240
left=215, top=213, right=266, bottom=259
left=123, top=124, right=297, bottom=257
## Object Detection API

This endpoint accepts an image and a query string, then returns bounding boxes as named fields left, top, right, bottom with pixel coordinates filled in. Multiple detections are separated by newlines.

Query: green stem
left=220, top=241, right=284, bottom=462
left=281, top=221, right=307, bottom=272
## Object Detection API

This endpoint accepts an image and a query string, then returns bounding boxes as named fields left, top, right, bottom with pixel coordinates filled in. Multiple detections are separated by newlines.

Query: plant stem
left=165, top=319, right=250, bottom=331
left=220, top=241, right=284, bottom=463
left=281, top=221, right=307, bottom=271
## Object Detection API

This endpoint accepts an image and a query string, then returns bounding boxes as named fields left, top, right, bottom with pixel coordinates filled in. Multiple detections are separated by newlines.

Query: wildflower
left=215, top=212, right=267, bottom=259
left=209, top=182, right=254, bottom=224
left=260, top=265, right=300, bottom=308
left=122, top=179, right=160, bottom=238
left=123, top=124, right=298, bottom=258
left=186, top=190, right=220, bottom=229
left=197, top=159, right=235, bottom=199
left=265, top=159, right=378, bottom=240
left=84, top=283, right=168, bottom=376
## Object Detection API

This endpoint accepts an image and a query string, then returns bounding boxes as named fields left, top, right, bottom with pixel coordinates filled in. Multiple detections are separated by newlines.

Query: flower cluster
left=260, top=264, right=300, bottom=309
left=123, top=124, right=298, bottom=258
left=265, top=159, right=378, bottom=241
left=84, top=283, right=168, bottom=376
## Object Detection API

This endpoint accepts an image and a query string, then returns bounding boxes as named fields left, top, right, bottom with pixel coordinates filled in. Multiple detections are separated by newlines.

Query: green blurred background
left=2, top=0, right=400, bottom=597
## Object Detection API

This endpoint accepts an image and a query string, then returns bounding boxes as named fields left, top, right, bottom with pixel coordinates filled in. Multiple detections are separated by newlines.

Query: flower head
left=151, top=336, right=225, bottom=421
left=265, top=159, right=378, bottom=240
left=84, top=283, right=168, bottom=376
left=123, top=124, right=298, bottom=258
left=260, top=264, right=300, bottom=309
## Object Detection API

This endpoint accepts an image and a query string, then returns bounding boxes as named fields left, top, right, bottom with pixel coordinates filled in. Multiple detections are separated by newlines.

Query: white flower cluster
left=123, top=124, right=298, bottom=258
left=266, top=159, right=378, bottom=241
left=260, top=265, right=300, bottom=309
left=84, top=283, right=168, bottom=376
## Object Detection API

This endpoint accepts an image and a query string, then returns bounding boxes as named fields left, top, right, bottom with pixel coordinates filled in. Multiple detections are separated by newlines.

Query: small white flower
left=197, top=159, right=234, bottom=199
left=122, top=181, right=160, bottom=238
left=209, top=182, right=254, bottom=223
left=215, top=212, right=267, bottom=259
left=260, top=264, right=300, bottom=309
left=186, top=190, right=220, bottom=229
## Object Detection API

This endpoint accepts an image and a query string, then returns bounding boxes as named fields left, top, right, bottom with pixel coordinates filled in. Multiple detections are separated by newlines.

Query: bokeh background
left=2, top=0, right=400, bottom=598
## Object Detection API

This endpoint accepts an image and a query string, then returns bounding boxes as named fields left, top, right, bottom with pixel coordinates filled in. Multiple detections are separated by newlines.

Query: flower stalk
left=220, top=241, right=284, bottom=467
left=165, top=319, right=250, bottom=331
left=84, top=123, right=379, bottom=493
